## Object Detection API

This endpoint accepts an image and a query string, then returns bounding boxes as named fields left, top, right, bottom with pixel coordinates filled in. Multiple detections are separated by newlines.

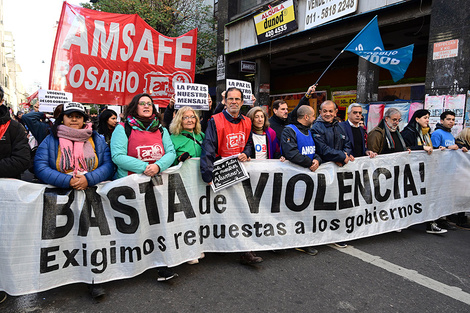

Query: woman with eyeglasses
left=110, top=93, right=176, bottom=180
left=168, top=106, right=206, bottom=265
left=110, top=93, right=178, bottom=281
left=169, top=106, right=205, bottom=166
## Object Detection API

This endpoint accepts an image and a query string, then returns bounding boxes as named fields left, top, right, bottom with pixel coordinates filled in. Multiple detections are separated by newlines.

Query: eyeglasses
left=183, top=115, right=196, bottom=120
left=388, top=117, right=402, bottom=122
left=226, top=97, right=242, bottom=102
left=138, top=101, right=153, bottom=107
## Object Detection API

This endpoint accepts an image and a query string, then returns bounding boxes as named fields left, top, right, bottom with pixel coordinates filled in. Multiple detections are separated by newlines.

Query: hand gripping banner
left=0, top=151, right=469, bottom=295
left=49, top=2, right=197, bottom=107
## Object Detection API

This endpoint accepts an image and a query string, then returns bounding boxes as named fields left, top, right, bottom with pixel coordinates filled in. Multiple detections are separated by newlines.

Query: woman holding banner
left=246, top=107, right=282, bottom=160
left=110, top=93, right=178, bottom=280
left=400, top=109, right=447, bottom=234
left=34, top=102, right=114, bottom=299
left=401, top=109, right=434, bottom=154
left=169, top=106, right=206, bottom=264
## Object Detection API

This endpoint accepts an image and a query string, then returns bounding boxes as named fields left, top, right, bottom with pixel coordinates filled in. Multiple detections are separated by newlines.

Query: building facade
left=214, top=0, right=470, bottom=123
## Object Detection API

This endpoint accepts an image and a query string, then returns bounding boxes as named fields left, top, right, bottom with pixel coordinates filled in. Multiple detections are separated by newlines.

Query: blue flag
left=343, top=16, right=414, bottom=82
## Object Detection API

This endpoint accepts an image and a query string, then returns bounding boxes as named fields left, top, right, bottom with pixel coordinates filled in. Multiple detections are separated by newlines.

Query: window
left=237, top=0, right=269, bottom=15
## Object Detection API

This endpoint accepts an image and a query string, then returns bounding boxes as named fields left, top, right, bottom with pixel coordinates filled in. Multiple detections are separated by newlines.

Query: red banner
left=49, top=2, right=197, bottom=107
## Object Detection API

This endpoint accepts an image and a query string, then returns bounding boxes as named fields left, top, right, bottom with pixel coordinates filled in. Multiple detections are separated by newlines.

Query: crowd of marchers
left=1, top=84, right=469, bottom=302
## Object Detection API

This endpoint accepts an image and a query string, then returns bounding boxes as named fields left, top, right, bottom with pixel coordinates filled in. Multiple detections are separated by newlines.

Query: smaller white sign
left=304, top=0, right=358, bottom=30
left=211, top=155, right=250, bottom=192
left=226, top=79, right=253, bottom=105
left=37, top=89, right=73, bottom=113
left=217, top=55, right=225, bottom=81
left=174, top=83, right=209, bottom=110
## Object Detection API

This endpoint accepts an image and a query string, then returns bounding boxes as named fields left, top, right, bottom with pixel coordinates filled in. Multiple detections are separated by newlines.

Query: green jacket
left=170, top=130, right=205, bottom=165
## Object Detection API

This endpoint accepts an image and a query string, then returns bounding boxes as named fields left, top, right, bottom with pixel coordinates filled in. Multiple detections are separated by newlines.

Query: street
left=2, top=222, right=469, bottom=312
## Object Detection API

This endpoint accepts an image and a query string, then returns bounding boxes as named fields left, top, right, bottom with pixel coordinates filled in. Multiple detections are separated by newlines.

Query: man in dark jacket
left=269, top=85, right=317, bottom=142
left=339, top=103, right=376, bottom=158
left=0, top=87, right=30, bottom=304
left=200, top=87, right=261, bottom=265
left=281, top=105, right=321, bottom=256
left=0, top=99, right=30, bottom=179
left=312, top=100, right=353, bottom=166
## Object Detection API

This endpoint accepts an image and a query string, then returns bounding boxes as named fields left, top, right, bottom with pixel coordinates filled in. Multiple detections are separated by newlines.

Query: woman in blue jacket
left=35, top=102, right=114, bottom=189
left=34, top=102, right=114, bottom=299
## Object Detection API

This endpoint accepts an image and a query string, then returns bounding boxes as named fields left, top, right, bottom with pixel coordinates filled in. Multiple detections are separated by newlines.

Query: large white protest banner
left=1, top=150, right=469, bottom=295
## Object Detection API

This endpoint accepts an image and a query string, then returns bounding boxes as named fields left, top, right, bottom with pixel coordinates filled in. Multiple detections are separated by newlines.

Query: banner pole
left=314, top=50, right=344, bottom=85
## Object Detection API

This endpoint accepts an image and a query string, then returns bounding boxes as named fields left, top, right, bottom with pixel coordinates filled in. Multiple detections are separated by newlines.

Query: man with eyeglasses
left=200, top=87, right=262, bottom=264
left=339, top=103, right=377, bottom=158
left=368, top=108, right=408, bottom=154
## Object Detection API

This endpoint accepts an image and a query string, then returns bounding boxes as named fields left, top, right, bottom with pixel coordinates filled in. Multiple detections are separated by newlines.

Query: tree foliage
left=82, top=0, right=217, bottom=71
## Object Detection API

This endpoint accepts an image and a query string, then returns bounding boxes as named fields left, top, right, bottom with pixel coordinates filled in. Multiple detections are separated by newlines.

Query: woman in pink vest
left=110, top=93, right=177, bottom=281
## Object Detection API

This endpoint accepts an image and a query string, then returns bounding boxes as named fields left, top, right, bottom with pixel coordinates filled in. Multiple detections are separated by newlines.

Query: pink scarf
left=57, top=123, right=95, bottom=176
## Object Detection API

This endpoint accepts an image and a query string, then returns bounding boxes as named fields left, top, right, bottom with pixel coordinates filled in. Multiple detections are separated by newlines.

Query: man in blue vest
left=281, top=105, right=322, bottom=256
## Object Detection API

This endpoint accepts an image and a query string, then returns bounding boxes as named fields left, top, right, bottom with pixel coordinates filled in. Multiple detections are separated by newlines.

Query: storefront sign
left=305, top=0, right=358, bottom=30
left=217, top=55, right=225, bottom=81
left=240, top=61, right=256, bottom=73
left=332, top=91, right=357, bottom=108
left=433, top=39, right=459, bottom=60
left=253, top=0, right=297, bottom=43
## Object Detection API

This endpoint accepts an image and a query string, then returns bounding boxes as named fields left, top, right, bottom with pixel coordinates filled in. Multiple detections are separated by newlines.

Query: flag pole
left=314, top=50, right=344, bottom=85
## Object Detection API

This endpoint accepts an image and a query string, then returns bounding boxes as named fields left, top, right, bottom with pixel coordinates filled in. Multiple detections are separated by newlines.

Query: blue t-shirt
left=431, top=129, right=455, bottom=148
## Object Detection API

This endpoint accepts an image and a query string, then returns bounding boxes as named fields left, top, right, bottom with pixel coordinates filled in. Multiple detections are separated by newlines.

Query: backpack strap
left=181, top=132, right=202, bottom=146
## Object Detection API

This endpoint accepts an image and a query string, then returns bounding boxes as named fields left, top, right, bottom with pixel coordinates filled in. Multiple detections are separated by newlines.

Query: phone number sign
left=304, top=0, right=358, bottom=30
left=253, top=0, right=298, bottom=43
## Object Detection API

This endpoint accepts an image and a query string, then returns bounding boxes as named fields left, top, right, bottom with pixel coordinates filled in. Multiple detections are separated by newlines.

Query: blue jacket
left=35, top=131, right=114, bottom=188
left=339, top=121, right=367, bottom=156
left=22, top=111, right=52, bottom=145
left=111, top=123, right=176, bottom=179
left=311, top=117, right=353, bottom=164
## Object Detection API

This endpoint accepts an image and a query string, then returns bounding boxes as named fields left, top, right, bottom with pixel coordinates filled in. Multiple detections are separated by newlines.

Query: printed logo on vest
left=137, top=144, right=164, bottom=161
left=301, top=145, right=315, bottom=155
left=226, top=132, right=246, bottom=150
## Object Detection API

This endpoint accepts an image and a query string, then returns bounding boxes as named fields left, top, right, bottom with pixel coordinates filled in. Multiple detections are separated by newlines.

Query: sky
left=3, top=0, right=83, bottom=94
